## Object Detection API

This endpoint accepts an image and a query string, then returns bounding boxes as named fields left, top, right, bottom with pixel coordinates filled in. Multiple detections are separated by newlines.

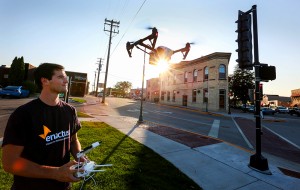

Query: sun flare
left=155, top=59, right=169, bottom=73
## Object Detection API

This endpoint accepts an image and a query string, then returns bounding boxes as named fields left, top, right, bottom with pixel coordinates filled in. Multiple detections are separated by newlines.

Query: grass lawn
left=71, top=97, right=86, bottom=103
left=0, top=121, right=202, bottom=190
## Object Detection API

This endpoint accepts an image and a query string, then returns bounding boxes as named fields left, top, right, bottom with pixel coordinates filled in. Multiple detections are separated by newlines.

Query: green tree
left=8, top=56, right=25, bottom=86
left=114, top=81, right=132, bottom=97
left=229, top=66, right=255, bottom=108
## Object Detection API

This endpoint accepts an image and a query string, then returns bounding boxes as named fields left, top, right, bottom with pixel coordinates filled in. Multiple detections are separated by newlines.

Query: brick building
left=291, top=88, right=300, bottom=107
left=146, top=52, right=231, bottom=112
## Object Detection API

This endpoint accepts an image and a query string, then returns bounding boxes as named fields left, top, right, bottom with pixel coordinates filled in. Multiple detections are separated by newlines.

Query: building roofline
left=170, top=52, right=231, bottom=68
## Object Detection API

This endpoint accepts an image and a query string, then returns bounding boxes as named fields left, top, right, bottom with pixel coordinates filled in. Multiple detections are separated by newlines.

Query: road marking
left=154, top=111, right=172, bottom=114
left=263, top=125, right=300, bottom=150
left=127, top=109, right=148, bottom=114
left=127, top=109, right=140, bottom=112
left=232, top=117, right=254, bottom=149
left=208, top=120, right=220, bottom=138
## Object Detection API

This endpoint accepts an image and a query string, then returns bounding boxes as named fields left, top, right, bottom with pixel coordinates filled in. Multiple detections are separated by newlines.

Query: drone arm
left=127, top=28, right=158, bottom=57
left=135, top=44, right=151, bottom=54
left=182, top=48, right=190, bottom=60
left=126, top=42, right=133, bottom=57
left=172, top=43, right=191, bottom=60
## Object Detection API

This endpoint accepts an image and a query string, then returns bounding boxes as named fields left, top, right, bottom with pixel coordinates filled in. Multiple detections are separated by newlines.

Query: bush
left=23, top=80, right=37, bottom=94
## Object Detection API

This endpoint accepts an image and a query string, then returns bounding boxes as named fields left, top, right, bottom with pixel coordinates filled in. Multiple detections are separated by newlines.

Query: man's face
left=48, top=69, right=68, bottom=93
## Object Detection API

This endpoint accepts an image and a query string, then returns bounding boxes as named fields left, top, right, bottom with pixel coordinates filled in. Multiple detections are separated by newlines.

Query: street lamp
left=205, top=79, right=208, bottom=112
left=228, top=92, right=231, bottom=114
left=138, top=49, right=146, bottom=123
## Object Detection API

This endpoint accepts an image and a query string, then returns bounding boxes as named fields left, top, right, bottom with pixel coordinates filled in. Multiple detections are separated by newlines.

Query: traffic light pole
left=249, top=5, right=271, bottom=174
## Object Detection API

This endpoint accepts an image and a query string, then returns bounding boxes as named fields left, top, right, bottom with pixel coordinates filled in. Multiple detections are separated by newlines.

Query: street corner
left=141, top=121, right=222, bottom=149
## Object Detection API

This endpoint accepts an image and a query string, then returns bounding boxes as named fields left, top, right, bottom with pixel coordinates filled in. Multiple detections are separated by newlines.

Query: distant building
left=66, top=71, right=88, bottom=97
left=0, top=65, right=10, bottom=87
left=129, top=88, right=146, bottom=99
left=265, top=95, right=291, bottom=107
left=147, top=52, right=231, bottom=112
left=146, top=78, right=160, bottom=102
left=291, top=88, right=300, bottom=107
left=0, top=64, right=88, bottom=97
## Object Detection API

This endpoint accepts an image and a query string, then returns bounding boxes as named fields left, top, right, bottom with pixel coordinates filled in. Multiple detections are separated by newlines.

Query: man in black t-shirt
left=2, top=63, right=84, bottom=190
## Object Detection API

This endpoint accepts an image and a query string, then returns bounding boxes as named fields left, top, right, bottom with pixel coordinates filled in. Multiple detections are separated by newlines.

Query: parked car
left=0, top=86, right=30, bottom=98
left=275, top=106, right=289, bottom=114
left=261, top=107, right=276, bottom=115
left=247, top=105, right=255, bottom=113
left=289, top=107, right=300, bottom=117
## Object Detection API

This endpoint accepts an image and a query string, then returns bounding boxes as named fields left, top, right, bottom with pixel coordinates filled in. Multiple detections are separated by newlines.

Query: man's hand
left=55, top=160, right=82, bottom=182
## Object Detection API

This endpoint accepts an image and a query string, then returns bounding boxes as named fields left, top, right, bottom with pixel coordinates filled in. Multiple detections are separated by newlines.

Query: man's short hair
left=34, top=63, right=65, bottom=89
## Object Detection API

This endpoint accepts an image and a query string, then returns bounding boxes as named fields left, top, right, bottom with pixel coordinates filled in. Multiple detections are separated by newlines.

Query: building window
left=167, top=91, right=170, bottom=101
left=203, top=88, right=208, bottom=103
left=173, top=74, right=176, bottom=84
left=219, top=64, right=226, bottom=79
left=219, top=89, right=226, bottom=109
left=172, top=90, right=176, bottom=102
left=192, top=89, right=197, bottom=102
left=161, top=91, right=165, bottom=101
left=193, top=69, right=197, bottom=82
left=204, top=67, right=208, bottom=81
left=184, top=71, right=188, bottom=83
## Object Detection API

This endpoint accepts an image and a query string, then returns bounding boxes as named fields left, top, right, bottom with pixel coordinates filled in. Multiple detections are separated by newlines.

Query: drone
left=71, top=141, right=112, bottom=189
left=126, top=27, right=192, bottom=65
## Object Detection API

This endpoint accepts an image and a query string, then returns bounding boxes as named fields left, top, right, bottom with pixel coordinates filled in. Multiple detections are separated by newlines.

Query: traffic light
left=236, top=11, right=253, bottom=70
left=259, top=65, right=276, bottom=81
left=259, top=83, right=263, bottom=100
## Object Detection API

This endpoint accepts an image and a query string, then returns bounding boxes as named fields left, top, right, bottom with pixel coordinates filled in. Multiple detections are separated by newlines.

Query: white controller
left=71, top=141, right=112, bottom=178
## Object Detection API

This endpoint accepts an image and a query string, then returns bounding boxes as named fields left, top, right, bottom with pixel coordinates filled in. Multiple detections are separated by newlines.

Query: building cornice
left=170, top=52, right=231, bottom=69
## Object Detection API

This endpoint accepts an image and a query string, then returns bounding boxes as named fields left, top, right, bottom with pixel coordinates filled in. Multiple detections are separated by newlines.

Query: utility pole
left=102, top=18, right=120, bottom=103
left=93, top=70, right=97, bottom=93
left=95, top=58, right=103, bottom=97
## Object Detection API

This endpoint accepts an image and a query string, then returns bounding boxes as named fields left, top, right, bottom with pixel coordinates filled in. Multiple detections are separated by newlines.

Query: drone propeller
left=145, top=26, right=154, bottom=30
left=187, top=41, right=197, bottom=45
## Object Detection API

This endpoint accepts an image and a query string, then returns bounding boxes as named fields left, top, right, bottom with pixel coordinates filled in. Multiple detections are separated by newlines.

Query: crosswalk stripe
left=208, top=120, right=220, bottom=138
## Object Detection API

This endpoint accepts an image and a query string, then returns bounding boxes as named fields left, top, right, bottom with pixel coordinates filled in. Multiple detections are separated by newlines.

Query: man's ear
left=41, top=77, right=49, bottom=86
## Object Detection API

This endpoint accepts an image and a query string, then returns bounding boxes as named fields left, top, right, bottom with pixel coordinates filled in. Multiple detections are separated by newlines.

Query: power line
left=111, top=0, right=147, bottom=56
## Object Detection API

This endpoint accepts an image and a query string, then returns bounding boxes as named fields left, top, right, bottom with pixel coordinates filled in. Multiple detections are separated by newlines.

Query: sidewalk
left=79, top=106, right=300, bottom=190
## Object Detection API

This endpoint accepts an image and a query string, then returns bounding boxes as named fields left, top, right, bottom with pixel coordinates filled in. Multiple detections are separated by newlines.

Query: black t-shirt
left=2, top=98, right=81, bottom=190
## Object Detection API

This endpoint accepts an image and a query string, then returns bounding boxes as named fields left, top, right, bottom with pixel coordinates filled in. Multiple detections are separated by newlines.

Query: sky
left=0, top=0, right=299, bottom=97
